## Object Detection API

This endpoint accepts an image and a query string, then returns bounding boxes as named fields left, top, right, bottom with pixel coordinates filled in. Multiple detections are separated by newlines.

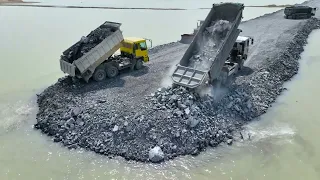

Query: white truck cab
left=232, top=36, right=254, bottom=60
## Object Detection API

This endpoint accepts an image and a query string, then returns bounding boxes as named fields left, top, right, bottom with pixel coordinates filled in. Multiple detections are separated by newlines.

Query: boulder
left=148, top=146, right=164, bottom=163
left=71, top=107, right=82, bottom=117
left=112, top=125, right=119, bottom=132
left=187, top=117, right=199, bottom=128
left=227, top=139, right=233, bottom=145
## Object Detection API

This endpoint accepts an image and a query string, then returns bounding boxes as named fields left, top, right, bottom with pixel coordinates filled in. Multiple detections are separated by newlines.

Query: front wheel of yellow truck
left=135, top=59, right=143, bottom=70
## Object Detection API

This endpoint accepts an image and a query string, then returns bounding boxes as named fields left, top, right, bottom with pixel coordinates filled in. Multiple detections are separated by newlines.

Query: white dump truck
left=173, top=3, right=253, bottom=88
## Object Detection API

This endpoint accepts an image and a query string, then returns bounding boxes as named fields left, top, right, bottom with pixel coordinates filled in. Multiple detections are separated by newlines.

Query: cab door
left=133, top=43, right=140, bottom=57
left=133, top=43, right=144, bottom=60
left=135, top=41, right=149, bottom=62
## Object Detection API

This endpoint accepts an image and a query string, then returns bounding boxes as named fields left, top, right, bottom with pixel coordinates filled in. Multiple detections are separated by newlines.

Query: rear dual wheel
left=93, top=67, right=107, bottom=82
left=93, top=65, right=118, bottom=82
left=106, top=65, right=119, bottom=78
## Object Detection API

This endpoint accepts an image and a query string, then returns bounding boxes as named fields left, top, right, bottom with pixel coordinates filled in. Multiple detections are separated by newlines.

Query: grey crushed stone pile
left=34, top=4, right=320, bottom=163
left=188, top=20, right=231, bottom=71
left=34, top=80, right=238, bottom=162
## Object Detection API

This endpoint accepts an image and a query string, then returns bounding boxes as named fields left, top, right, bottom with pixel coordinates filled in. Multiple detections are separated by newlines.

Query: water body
left=1, top=0, right=320, bottom=179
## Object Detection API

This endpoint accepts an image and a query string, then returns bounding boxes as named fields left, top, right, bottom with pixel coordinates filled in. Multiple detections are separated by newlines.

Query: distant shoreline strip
left=0, top=4, right=291, bottom=10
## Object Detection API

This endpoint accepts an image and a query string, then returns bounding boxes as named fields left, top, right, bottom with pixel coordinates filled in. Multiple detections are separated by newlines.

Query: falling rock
left=98, top=99, right=106, bottom=103
left=170, top=95, right=177, bottom=101
left=247, top=101, right=253, bottom=109
left=112, top=125, right=119, bottom=132
left=133, top=112, right=140, bottom=119
left=235, top=98, right=241, bottom=103
left=158, top=87, right=166, bottom=92
left=188, top=95, right=194, bottom=100
left=126, top=125, right=133, bottom=132
left=187, top=117, right=199, bottom=128
left=71, top=107, right=82, bottom=117
left=62, top=112, right=71, bottom=120
left=175, top=131, right=181, bottom=137
left=176, top=111, right=183, bottom=117
left=66, top=118, right=75, bottom=126
left=234, top=105, right=241, bottom=112
left=179, top=103, right=187, bottom=110
left=184, top=108, right=190, bottom=115
left=227, top=102, right=233, bottom=109
left=149, top=146, right=164, bottom=163
left=185, top=100, right=193, bottom=106
left=227, top=139, right=233, bottom=145
left=76, top=120, right=85, bottom=126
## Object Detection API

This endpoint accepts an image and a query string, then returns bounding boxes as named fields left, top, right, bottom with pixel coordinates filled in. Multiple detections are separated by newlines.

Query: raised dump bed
left=171, top=3, right=244, bottom=88
left=60, top=21, right=123, bottom=82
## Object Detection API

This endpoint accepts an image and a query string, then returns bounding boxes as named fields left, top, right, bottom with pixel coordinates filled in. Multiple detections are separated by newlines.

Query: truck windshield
left=139, top=42, right=147, bottom=50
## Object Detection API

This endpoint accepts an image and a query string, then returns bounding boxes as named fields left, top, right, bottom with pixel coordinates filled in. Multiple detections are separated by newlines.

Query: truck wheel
left=106, top=65, right=118, bottom=78
left=93, top=68, right=106, bottom=82
left=135, top=59, right=143, bottom=70
left=239, top=59, right=244, bottom=70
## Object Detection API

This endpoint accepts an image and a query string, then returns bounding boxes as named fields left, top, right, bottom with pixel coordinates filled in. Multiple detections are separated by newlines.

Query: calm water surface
left=1, top=0, right=320, bottom=179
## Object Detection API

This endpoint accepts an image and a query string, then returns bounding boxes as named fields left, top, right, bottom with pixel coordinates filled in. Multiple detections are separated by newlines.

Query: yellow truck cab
left=120, top=37, right=150, bottom=62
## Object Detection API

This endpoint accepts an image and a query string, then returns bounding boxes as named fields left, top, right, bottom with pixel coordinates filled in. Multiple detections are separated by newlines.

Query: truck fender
left=104, top=61, right=119, bottom=69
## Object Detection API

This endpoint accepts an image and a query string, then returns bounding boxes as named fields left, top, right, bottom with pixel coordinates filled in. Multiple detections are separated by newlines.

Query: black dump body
left=61, top=23, right=119, bottom=63
left=284, top=6, right=316, bottom=19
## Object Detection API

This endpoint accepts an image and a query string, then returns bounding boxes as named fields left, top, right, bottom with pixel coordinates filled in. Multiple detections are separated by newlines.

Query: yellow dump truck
left=60, top=21, right=152, bottom=82
left=120, top=37, right=151, bottom=62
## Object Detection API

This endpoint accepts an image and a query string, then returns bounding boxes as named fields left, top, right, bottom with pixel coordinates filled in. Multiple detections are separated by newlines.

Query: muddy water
left=1, top=0, right=320, bottom=179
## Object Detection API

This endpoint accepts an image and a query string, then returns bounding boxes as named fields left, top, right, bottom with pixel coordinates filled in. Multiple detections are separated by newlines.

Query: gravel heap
left=61, top=25, right=114, bottom=63
left=188, top=20, right=231, bottom=71
left=34, top=17, right=320, bottom=163
left=34, top=82, right=238, bottom=163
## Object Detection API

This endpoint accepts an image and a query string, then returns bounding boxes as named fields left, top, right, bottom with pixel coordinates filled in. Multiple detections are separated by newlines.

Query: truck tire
left=93, top=68, right=106, bottom=82
left=239, top=59, right=244, bottom=70
left=106, top=65, right=118, bottom=78
left=135, top=59, right=143, bottom=70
